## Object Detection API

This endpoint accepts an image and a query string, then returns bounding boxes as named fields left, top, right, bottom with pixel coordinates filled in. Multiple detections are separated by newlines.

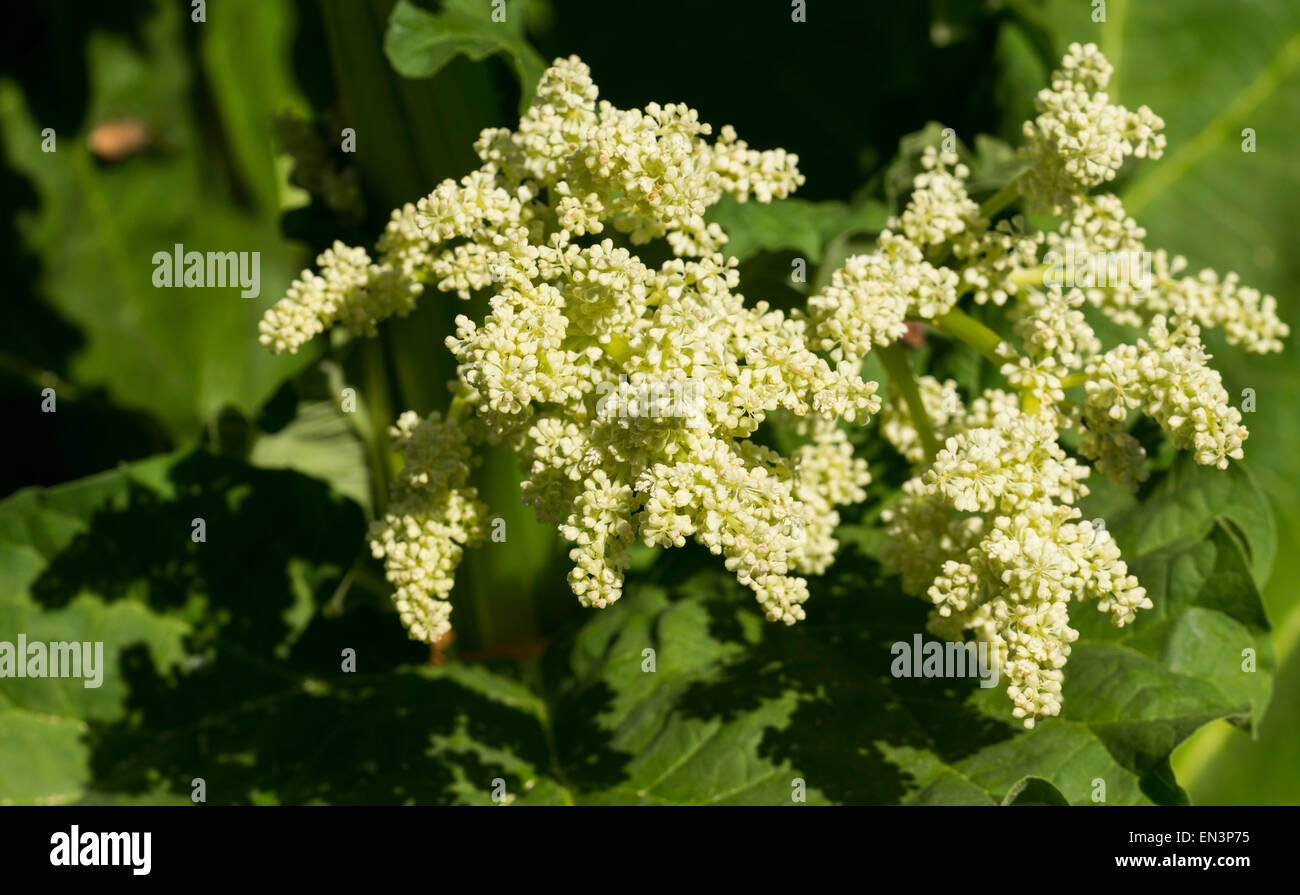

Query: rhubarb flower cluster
left=263, top=57, right=877, bottom=643
left=880, top=386, right=1148, bottom=726
left=1019, top=42, right=1166, bottom=214
left=816, top=43, right=1285, bottom=727
left=260, top=43, right=1286, bottom=731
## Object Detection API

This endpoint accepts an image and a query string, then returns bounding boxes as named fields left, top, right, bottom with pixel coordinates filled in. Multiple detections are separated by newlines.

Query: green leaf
left=548, top=537, right=1269, bottom=805
left=531, top=549, right=1259, bottom=805
left=0, top=455, right=192, bottom=804
left=0, top=451, right=568, bottom=805
left=384, top=0, right=546, bottom=113
left=1058, top=518, right=1273, bottom=788
left=247, top=400, right=372, bottom=514
left=0, top=0, right=315, bottom=441
left=519, top=456, right=1274, bottom=804
left=1001, top=775, right=1070, bottom=805
left=2, top=451, right=1274, bottom=804
left=706, top=194, right=889, bottom=264
left=1049, top=456, right=1276, bottom=791
left=542, top=575, right=970, bottom=805
left=1111, top=453, right=1276, bottom=587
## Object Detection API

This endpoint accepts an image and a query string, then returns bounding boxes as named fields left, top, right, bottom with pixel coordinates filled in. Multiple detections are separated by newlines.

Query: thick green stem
left=447, top=393, right=469, bottom=422
left=361, top=339, right=395, bottom=514
left=931, top=308, right=1008, bottom=366
left=879, top=342, right=940, bottom=463
left=1010, top=264, right=1051, bottom=287
left=1060, top=372, right=1089, bottom=389
left=979, top=177, right=1023, bottom=220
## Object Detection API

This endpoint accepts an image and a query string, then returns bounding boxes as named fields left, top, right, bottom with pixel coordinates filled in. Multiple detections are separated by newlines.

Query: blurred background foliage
left=1, top=0, right=1296, bottom=804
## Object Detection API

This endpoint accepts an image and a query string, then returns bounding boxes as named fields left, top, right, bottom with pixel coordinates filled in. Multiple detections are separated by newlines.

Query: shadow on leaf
left=25, top=451, right=566, bottom=805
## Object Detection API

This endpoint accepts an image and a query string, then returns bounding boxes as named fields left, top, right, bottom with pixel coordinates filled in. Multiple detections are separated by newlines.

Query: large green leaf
left=1110, top=454, right=1276, bottom=588
left=536, top=512, right=1268, bottom=805
left=247, top=400, right=372, bottom=513
left=504, top=427, right=1274, bottom=808
left=0, top=457, right=189, bottom=804
left=384, top=0, right=545, bottom=113
left=0, top=0, right=314, bottom=441
left=543, top=449, right=1274, bottom=806
left=540, top=577, right=956, bottom=806
left=0, top=451, right=573, bottom=805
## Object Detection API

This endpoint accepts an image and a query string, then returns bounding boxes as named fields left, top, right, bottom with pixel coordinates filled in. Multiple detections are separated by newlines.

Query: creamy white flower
left=266, top=56, right=876, bottom=642
left=269, top=39, right=1280, bottom=727
left=1086, top=316, right=1247, bottom=469
left=1044, top=194, right=1288, bottom=353
left=369, top=412, right=487, bottom=643
left=894, top=148, right=980, bottom=247
left=828, top=44, right=1267, bottom=729
left=955, top=218, right=1044, bottom=307
left=808, top=231, right=958, bottom=361
left=882, top=394, right=1149, bottom=727
left=1020, top=42, right=1166, bottom=214
left=1011, top=284, right=1101, bottom=369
